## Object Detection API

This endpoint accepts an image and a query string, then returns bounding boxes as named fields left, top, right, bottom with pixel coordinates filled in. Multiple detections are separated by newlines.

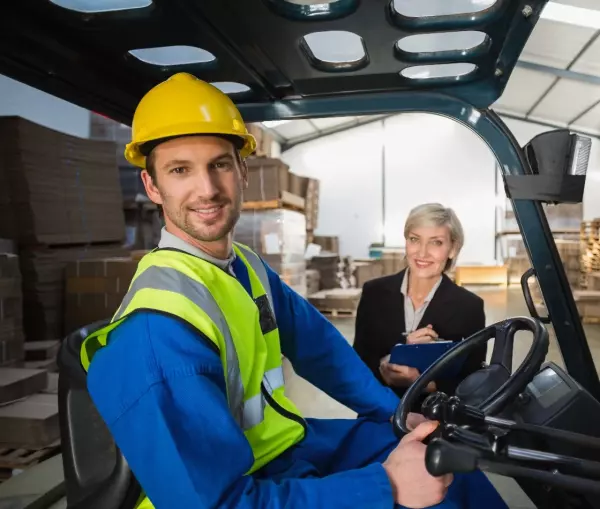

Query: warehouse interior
left=2, top=0, right=600, bottom=508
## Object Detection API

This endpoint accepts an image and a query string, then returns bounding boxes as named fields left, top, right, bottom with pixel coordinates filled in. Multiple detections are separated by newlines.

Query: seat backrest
left=58, top=320, right=141, bottom=509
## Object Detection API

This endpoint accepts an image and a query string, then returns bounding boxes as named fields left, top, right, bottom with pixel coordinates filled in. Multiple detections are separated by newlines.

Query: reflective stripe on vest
left=243, top=366, right=286, bottom=429
left=235, top=243, right=275, bottom=313
left=112, top=255, right=285, bottom=431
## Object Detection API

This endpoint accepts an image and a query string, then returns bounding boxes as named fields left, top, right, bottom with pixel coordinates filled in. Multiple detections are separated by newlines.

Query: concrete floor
left=283, top=286, right=600, bottom=508
left=3, top=287, right=599, bottom=509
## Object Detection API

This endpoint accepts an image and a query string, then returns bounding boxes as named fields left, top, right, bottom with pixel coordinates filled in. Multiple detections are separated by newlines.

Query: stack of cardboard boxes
left=64, top=256, right=141, bottom=333
left=235, top=209, right=307, bottom=296
left=0, top=117, right=129, bottom=479
left=0, top=250, right=24, bottom=368
left=0, top=117, right=128, bottom=342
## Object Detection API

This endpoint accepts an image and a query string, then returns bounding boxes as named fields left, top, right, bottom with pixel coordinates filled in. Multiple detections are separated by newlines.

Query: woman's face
left=405, top=223, right=456, bottom=279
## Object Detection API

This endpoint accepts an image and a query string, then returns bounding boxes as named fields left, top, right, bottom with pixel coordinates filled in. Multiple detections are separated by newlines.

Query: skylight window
left=49, top=0, right=151, bottom=13
left=396, top=32, right=488, bottom=54
left=211, top=82, right=251, bottom=95
left=128, top=46, right=216, bottom=66
left=301, top=31, right=368, bottom=71
left=393, top=0, right=496, bottom=17
left=401, top=63, right=477, bottom=80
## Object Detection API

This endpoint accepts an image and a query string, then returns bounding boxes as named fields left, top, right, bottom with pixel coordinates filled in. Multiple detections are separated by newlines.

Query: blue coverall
left=87, top=248, right=508, bottom=509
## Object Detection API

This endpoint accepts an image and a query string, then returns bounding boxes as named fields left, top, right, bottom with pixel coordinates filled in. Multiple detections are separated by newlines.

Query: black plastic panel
left=0, top=0, right=548, bottom=125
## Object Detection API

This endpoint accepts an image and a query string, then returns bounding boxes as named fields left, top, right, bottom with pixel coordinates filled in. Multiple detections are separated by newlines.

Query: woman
left=353, top=203, right=487, bottom=401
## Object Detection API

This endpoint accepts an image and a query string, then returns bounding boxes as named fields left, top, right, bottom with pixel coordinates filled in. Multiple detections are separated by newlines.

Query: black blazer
left=353, top=269, right=487, bottom=400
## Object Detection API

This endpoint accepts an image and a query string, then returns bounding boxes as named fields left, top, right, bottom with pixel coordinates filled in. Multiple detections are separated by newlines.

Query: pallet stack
left=308, top=288, right=362, bottom=319
left=0, top=117, right=128, bottom=341
left=0, top=116, right=129, bottom=480
left=0, top=249, right=24, bottom=368
left=580, top=219, right=600, bottom=289
left=234, top=209, right=308, bottom=296
left=64, top=255, right=142, bottom=333
left=308, top=254, right=344, bottom=290
left=0, top=367, right=60, bottom=482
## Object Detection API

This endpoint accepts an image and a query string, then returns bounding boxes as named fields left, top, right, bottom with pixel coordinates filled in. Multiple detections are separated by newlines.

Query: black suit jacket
left=353, top=269, right=487, bottom=400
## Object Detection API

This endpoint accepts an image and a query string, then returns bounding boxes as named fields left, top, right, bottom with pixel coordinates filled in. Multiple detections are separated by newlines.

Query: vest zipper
left=261, top=383, right=308, bottom=435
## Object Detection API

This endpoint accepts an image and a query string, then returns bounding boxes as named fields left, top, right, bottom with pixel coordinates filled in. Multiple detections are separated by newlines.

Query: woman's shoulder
left=362, top=270, right=405, bottom=293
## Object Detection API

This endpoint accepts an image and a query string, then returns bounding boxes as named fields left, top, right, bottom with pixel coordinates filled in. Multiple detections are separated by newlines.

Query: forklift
left=1, top=0, right=599, bottom=508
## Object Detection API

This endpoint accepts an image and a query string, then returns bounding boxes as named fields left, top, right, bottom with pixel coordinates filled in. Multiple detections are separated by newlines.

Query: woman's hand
left=379, top=355, right=420, bottom=387
left=380, top=355, right=438, bottom=392
left=406, top=325, right=438, bottom=344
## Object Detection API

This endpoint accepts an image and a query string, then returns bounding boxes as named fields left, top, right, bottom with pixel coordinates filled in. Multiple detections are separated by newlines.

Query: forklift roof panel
left=0, top=0, right=547, bottom=124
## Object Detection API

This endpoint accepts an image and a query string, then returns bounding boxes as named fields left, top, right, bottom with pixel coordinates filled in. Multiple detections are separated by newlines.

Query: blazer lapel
left=418, top=275, right=453, bottom=331
left=385, top=270, right=407, bottom=342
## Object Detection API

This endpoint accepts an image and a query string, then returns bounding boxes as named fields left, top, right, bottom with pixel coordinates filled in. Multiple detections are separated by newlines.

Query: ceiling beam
left=281, top=114, right=394, bottom=151
left=516, top=59, right=600, bottom=87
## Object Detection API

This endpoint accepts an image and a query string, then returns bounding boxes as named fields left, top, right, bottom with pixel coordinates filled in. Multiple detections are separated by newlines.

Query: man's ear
left=140, top=169, right=164, bottom=205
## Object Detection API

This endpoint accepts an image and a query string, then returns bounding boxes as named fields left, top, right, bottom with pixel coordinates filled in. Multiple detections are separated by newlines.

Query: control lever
left=426, top=438, right=481, bottom=476
left=426, top=439, right=600, bottom=495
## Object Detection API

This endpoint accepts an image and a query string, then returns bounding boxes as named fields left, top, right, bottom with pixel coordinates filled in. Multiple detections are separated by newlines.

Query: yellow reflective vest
left=80, top=243, right=306, bottom=509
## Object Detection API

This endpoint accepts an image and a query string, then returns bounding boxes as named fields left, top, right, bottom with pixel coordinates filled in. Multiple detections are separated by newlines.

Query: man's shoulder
left=106, top=311, right=218, bottom=358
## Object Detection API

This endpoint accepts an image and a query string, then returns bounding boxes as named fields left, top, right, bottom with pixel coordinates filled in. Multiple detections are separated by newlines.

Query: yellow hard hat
left=124, top=73, right=257, bottom=168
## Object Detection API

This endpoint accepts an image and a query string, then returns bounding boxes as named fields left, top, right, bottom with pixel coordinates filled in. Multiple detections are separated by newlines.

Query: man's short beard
left=181, top=204, right=241, bottom=243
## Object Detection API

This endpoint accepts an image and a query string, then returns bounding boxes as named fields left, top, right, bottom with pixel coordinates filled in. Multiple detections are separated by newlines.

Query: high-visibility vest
left=80, top=243, right=306, bottom=509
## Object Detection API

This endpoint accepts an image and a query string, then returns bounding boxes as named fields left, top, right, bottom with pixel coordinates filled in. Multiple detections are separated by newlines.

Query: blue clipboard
left=389, top=341, right=465, bottom=379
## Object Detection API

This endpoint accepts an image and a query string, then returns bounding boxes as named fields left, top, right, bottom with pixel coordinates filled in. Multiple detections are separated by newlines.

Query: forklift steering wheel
left=394, top=316, right=549, bottom=436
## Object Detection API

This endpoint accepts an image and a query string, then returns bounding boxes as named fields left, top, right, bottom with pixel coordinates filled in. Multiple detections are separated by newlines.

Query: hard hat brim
left=125, top=129, right=256, bottom=168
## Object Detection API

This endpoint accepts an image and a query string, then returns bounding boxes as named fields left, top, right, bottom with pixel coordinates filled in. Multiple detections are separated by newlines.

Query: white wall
left=282, top=114, right=600, bottom=263
left=0, top=74, right=90, bottom=138
left=281, top=121, right=385, bottom=259
left=282, top=113, right=497, bottom=263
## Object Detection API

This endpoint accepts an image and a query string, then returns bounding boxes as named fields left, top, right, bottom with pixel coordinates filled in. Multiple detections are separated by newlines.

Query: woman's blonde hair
left=404, top=203, right=464, bottom=271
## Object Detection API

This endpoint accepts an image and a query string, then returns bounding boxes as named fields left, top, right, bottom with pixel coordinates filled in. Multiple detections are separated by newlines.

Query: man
left=82, top=73, right=507, bottom=509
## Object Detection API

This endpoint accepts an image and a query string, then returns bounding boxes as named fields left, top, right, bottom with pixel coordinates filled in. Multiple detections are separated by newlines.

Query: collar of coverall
left=158, top=227, right=236, bottom=274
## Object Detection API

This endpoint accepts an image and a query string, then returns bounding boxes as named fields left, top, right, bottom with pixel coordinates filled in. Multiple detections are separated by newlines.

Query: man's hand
left=383, top=421, right=453, bottom=508
left=406, top=325, right=438, bottom=344
left=379, top=355, right=436, bottom=392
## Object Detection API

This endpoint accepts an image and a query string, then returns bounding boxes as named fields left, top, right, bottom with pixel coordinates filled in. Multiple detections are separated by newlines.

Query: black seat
left=58, top=320, right=142, bottom=509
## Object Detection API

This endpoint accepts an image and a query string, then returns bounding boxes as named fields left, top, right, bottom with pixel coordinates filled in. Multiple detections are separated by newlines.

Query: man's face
left=141, top=136, right=247, bottom=245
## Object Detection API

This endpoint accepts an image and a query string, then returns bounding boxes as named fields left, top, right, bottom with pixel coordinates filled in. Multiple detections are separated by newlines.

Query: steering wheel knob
left=422, top=392, right=450, bottom=421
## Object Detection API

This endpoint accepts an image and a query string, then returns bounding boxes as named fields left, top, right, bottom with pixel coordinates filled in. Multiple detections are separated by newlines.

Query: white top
left=400, top=269, right=442, bottom=334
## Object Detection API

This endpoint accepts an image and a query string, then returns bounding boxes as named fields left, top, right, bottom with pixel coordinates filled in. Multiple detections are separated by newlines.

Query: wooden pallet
left=0, top=439, right=61, bottom=471
left=243, top=191, right=305, bottom=212
left=317, top=308, right=357, bottom=318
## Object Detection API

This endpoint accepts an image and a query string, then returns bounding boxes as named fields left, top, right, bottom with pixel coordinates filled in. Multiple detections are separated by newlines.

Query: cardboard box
left=352, top=259, right=383, bottom=288
left=312, top=236, right=339, bottom=254
left=0, top=116, right=126, bottom=246
left=308, top=288, right=362, bottom=312
left=235, top=209, right=307, bottom=296
left=246, top=124, right=273, bottom=158
left=0, top=393, right=59, bottom=447
left=64, top=257, right=140, bottom=334
left=308, top=254, right=341, bottom=290
left=305, top=179, right=320, bottom=231
left=244, top=157, right=290, bottom=202
left=0, top=368, right=48, bottom=405
left=306, top=269, right=321, bottom=295
left=0, top=253, right=24, bottom=367
left=20, top=244, right=129, bottom=341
